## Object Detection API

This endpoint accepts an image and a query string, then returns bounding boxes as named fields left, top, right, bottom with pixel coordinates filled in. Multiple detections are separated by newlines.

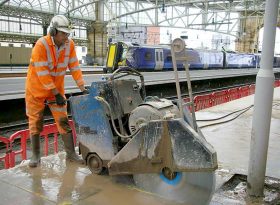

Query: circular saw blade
left=133, top=171, right=215, bottom=205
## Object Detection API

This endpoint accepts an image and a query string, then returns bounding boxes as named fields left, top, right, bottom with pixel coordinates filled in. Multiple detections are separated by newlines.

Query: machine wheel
left=133, top=170, right=215, bottom=205
left=87, top=153, right=104, bottom=175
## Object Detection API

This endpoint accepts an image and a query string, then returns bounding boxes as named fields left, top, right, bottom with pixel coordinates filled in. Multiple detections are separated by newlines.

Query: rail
left=1, top=79, right=280, bottom=169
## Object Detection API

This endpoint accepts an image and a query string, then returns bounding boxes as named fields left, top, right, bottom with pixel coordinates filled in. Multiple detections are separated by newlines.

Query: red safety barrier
left=0, top=120, right=76, bottom=169
left=183, top=97, right=190, bottom=103
left=9, top=129, right=29, bottom=168
left=40, top=124, right=59, bottom=157
left=249, top=84, right=256, bottom=95
left=69, top=120, right=77, bottom=146
left=239, top=86, right=250, bottom=98
left=212, top=90, right=229, bottom=106
left=274, top=81, right=277, bottom=87
left=182, top=97, right=191, bottom=110
left=228, top=88, right=240, bottom=101
left=274, top=80, right=280, bottom=87
left=0, top=136, right=11, bottom=169
left=193, top=94, right=212, bottom=111
left=39, top=121, right=76, bottom=156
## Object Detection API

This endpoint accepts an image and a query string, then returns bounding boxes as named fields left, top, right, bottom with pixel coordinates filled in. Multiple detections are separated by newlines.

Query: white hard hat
left=50, top=15, right=74, bottom=34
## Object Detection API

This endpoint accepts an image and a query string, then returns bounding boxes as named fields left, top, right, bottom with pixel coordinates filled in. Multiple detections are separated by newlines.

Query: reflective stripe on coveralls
left=40, top=37, right=54, bottom=70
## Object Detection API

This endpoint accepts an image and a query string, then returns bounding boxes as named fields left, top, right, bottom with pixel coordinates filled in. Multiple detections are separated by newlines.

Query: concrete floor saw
left=69, top=39, right=218, bottom=205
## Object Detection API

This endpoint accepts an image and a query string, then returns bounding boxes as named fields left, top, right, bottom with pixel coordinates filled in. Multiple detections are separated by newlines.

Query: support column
left=87, top=22, right=107, bottom=65
left=247, top=0, right=279, bottom=197
left=235, top=16, right=263, bottom=53
left=86, top=1, right=107, bottom=65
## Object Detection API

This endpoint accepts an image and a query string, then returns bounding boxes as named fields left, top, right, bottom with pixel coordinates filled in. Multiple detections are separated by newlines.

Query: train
left=105, top=42, right=280, bottom=72
left=1, top=42, right=280, bottom=71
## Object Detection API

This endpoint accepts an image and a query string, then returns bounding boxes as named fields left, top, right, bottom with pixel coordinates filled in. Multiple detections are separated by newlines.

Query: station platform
left=0, top=87, right=280, bottom=204
left=0, top=65, right=103, bottom=74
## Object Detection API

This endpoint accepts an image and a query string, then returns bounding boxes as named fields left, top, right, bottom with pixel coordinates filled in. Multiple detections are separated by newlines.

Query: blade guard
left=108, top=119, right=218, bottom=175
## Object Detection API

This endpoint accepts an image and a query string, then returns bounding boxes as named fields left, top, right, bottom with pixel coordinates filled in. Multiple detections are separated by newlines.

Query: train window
left=156, top=52, right=159, bottom=61
left=145, top=52, right=152, bottom=61
left=160, top=52, right=163, bottom=61
left=166, top=55, right=172, bottom=62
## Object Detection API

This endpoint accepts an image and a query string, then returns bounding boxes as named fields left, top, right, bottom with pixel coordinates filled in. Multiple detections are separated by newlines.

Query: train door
left=155, top=49, right=164, bottom=70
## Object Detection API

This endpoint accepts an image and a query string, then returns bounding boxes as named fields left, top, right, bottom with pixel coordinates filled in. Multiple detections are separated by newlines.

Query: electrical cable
left=95, top=96, right=140, bottom=139
left=272, top=101, right=280, bottom=110
left=199, top=106, right=253, bottom=129
left=199, top=102, right=280, bottom=129
left=197, top=104, right=253, bottom=122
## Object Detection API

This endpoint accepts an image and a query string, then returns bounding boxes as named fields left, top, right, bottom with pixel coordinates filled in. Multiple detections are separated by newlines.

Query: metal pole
left=247, top=0, right=279, bottom=197
left=184, top=63, right=198, bottom=131
left=171, top=42, right=184, bottom=118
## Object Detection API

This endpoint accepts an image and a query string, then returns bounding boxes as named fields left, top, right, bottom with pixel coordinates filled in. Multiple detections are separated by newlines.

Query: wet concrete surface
left=1, top=155, right=279, bottom=205
left=0, top=152, right=186, bottom=205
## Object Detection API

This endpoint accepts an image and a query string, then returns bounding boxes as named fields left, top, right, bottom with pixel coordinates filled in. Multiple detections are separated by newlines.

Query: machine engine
left=129, top=98, right=180, bottom=133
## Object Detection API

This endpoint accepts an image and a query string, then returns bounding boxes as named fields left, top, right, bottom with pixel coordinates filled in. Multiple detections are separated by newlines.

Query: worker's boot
left=61, top=132, right=84, bottom=164
left=29, top=134, right=41, bottom=167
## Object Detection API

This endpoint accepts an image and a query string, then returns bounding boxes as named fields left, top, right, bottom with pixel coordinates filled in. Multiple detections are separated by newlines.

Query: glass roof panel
left=9, top=0, right=52, bottom=12
left=7, top=0, right=96, bottom=19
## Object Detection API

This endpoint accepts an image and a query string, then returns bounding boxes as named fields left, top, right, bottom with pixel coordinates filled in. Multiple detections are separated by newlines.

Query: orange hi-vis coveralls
left=25, top=34, right=85, bottom=136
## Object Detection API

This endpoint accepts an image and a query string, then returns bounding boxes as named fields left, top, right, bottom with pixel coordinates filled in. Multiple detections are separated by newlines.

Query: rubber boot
left=61, top=132, right=84, bottom=164
left=29, top=134, right=41, bottom=167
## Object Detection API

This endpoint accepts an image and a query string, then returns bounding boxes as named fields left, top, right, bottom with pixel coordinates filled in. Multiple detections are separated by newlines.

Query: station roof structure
left=0, top=0, right=277, bottom=45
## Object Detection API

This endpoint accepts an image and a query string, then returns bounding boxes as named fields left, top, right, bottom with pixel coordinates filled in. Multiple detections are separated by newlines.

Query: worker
left=25, top=14, right=88, bottom=167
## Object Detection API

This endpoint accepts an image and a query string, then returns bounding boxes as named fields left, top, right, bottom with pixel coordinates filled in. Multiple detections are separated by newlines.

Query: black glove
left=55, top=93, right=66, bottom=106
left=82, top=87, right=90, bottom=95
